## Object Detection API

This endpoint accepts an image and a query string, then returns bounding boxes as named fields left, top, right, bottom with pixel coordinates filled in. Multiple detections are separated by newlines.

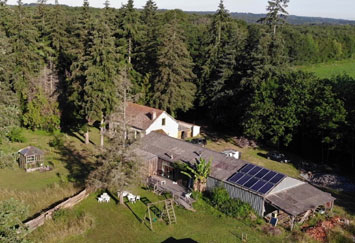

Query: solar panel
left=247, top=166, right=262, bottom=176
left=240, top=164, right=254, bottom=173
left=270, top=173, right=284, bottom=184
left=244, top=177, right=258, bottom=188
left=236, top=174, right=252, bottom=185
left=227, top=172, right=244, bottom=183
left=258, top=183, right=274, bottom=194
left=251, top=180, right=266, bottom=191
left=263, top=171, right=277, bottom=181
left=226, top=163, right=285, bottom=195
left=255, top=168, right=268, bottom=178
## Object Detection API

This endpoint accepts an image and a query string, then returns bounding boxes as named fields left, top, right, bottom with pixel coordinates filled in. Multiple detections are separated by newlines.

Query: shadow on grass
left=141, top=197, right=162, bottom=218
left=161, top=237, right=197, bottom=243
left=55, top=142, right=96, bottom=188
left=329, top=189, right=355, bottom=216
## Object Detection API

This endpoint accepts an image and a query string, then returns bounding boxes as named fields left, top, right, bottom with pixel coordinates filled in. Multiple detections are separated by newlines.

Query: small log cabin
left=18, top=146, right=44, bottom=170
left=137, top=132, right=335, bottom=230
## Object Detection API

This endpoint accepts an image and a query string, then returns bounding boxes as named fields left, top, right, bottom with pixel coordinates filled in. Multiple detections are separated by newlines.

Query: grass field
left=295, top=58, right=355, bottom=79
left=0, top=128, right=100, bottom=215
left=29, top=189, right=295, bottom=243
left=1, top=129, right=354, bottom=242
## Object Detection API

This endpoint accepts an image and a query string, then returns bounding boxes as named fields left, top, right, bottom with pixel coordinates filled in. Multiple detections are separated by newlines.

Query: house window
left=162, top=118, right=166, bottom=126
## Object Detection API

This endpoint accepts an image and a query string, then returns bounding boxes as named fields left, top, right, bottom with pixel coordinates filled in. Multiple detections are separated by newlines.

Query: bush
left=49, top=133, right=65, bottom=148
left=6, top=127, right=25, bottom=143
left=0, top=152, right=18, bottom=169
left=211, top=187, right=230, bottom=207
left=209, top=187, right=253, bottom=219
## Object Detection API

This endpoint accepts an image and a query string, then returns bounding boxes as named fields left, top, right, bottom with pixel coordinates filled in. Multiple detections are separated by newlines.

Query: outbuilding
left=137, top=132, right=335, bottom=230
left=18, top=146, right=44, bottom=171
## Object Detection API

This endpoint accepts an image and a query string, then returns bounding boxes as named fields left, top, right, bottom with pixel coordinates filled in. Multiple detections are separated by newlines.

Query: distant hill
left=187, top=11, right=355, bottom=25
left=18, top=4, right=355, bottom=25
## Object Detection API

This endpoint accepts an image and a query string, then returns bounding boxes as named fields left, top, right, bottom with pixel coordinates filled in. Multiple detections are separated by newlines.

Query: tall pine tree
left=151, top=11, right=196, bottom=116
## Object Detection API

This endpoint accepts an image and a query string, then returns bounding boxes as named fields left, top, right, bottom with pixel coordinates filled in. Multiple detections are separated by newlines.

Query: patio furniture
left=98, top=193, right=110, bottom=203
left=161, top=180, right=166, bottom=185
left=135, top=195, right=140, bottom=201
left=127, top=194, right=136, bottom=203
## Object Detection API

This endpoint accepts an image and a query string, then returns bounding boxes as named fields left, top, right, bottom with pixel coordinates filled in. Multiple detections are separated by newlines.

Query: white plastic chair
left=135, top=195, right=140, bottom=201
left=127, top=194, right=136, bottom=203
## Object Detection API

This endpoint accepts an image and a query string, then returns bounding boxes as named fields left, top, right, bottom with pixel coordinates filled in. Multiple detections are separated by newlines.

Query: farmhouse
left=137, top=132, right=335, bottom=229
left=109, top=102, right=200, bottom=139
left=18, top=146, right=44, bottom=171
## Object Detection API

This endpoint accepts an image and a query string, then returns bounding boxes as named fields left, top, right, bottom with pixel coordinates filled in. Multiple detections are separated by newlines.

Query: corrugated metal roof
left=138, top=132, right=247, bottom=181
left=266, top=183, right=335, bottom=216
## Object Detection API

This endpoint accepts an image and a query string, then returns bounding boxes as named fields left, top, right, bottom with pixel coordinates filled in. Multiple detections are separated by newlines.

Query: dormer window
left=162, top=118, right=166, bottom=126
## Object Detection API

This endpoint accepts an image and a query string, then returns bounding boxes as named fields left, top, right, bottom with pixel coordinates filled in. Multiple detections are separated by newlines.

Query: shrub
left=211, top=187, right=230, bottom=207
left=209, top=187, right=253, bottom=219
left=0, top=152, right=18, bottom=169
left=49, top=133, right=65, bottom=148
left=6, top=127, right=26, bottom=143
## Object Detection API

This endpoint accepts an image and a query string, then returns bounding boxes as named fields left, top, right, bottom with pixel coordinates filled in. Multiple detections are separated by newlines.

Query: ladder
left=164, top=199, right=176, bottom=225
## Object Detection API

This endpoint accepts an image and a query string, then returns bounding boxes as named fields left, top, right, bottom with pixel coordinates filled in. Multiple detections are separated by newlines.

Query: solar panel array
left=227, top=164, right=285, bottom=195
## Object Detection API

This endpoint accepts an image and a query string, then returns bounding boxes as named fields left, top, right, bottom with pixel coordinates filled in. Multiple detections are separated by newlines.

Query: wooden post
left=290, top=216, right=295, bottom=231
left=330, top=201, right=334, bottom=212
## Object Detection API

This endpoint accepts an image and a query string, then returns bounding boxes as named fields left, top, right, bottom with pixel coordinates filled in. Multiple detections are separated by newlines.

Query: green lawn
left=1, top=128, right=354, bottom=242
left=0, top=128, right=100, bottom=215
left=295, top=58, right=355, bottom=79
left=30, top=188, right=292, bottom=243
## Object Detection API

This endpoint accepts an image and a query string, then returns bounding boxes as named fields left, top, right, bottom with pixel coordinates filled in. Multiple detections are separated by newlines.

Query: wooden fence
left=24, top=189, right=89, bottom=231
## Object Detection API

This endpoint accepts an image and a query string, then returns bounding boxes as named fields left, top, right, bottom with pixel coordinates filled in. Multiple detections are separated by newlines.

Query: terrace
left=147, top=175, right=195, bottom=211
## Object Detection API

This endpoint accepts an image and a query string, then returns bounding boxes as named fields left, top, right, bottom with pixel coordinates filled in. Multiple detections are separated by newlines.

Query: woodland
left=1, top=0, right=355, bottom=173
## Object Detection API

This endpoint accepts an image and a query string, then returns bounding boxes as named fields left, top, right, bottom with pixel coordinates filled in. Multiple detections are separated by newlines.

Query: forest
left=1, top=0, right=355, bottom=173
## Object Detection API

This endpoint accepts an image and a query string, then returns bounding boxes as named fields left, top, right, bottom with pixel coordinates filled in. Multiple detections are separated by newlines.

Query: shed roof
left=139, top=132, right=247, bottom=181
left=266, top=183, right=335, bottom=216
left=18, top=146, right=44, bottom=157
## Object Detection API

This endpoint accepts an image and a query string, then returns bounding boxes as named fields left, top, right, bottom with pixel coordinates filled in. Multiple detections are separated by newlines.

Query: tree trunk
left=123, top=86, right=127, bottom=147
left=85, top=128, right=90, bottom=145
left=100, top=118, right=105, bottom=147
left=199, top=182, right=206, bottom=192
left=193, top=181, right=199, bottom=192
left=120, top=193, right=124, bottom=205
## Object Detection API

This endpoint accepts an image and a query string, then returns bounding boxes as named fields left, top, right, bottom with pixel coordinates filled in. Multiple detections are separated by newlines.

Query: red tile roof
left=126, top=102, right=164, bottom=130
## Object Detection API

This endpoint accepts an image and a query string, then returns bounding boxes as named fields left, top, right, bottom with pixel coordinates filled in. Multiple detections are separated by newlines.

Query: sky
left=7, top=0, right=355, bottom=21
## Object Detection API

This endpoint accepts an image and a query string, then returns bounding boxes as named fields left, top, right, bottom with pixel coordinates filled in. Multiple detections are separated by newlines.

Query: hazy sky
left=7, top=0, right=355, bottom=20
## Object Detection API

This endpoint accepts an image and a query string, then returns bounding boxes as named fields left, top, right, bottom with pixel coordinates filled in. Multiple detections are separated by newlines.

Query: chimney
left=151, top=111, right=157, bottom=120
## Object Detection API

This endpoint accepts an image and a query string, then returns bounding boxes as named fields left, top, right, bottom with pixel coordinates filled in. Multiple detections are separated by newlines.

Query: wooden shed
left=18, top=146, right=44, bottom=170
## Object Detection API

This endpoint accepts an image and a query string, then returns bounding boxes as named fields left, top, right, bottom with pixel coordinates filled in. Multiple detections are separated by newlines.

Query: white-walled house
left=109, top=102, right=200, bottom=139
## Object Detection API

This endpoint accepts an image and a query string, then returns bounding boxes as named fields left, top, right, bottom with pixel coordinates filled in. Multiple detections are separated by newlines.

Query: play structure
left=143, top=198, right=176, bottom=231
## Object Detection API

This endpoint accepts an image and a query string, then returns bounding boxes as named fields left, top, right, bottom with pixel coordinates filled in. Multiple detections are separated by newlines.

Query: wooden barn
left=137, top=132, right=335, bottom=229
left=18, top=146, right=44, bottom=170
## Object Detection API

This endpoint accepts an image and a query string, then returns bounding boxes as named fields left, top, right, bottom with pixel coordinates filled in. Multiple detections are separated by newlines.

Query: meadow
left=296, top=58, right=355, bottom=79
left=1, top=129, right=354, bottom=242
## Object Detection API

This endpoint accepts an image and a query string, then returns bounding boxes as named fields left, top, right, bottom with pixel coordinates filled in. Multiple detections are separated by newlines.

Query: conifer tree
left=134, top=0, right=159, bottom=103
left=199, top=1, right=239, bottom=116
left=117, top=0, right=140, bottom=65
left=69, top=0, right=122, bottom=145
left=258, top=0, right=289, bottom=36
left=9, top=0, right=41, bottom=101
left=152, top=11, right=196, bottom=116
